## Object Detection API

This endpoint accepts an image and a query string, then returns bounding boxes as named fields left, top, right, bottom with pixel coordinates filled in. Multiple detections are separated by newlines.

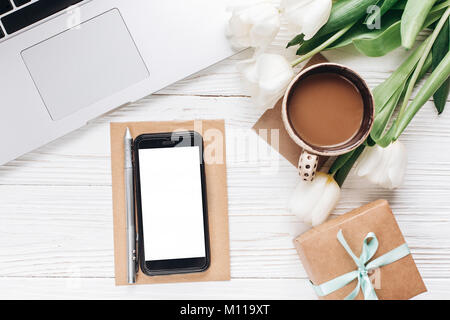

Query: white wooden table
left=1, top=32, right=450, bottom=299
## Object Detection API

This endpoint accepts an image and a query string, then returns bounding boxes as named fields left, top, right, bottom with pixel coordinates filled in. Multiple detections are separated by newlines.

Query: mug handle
left=298, top=150, right=319, bottom=182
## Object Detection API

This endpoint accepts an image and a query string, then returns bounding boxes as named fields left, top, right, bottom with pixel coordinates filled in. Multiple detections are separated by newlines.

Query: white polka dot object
left=298, top=150, right=319, bottom=182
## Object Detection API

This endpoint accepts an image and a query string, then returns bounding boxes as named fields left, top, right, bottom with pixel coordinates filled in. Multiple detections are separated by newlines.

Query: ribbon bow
left=311, top=230, right=410, bottom=300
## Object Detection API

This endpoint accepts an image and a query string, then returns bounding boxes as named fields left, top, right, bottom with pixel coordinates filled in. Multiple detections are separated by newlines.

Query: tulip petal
left=281, top=0, right=332, bottom=40
left=356, top=145, right=382, bottom=177
left=311, top=177, right=341, bottom=226
left=249, top=6, right=281, bottom=48
left=288, top=173, right=340, bottom=226
left=301, top=0, right=333, bottom=40
left=237, top=53, right=294, bottom=109
left=387, top=141, right=407, bottom=189
left=227, top=1, right=281, bottom=50
left=300, top=174, right=329, bottom=224
left=281, top=0, right=312, bottom=34
left=237, top=57, right=258, bottom=84
left=288, top=173, right=327, bottom=221
left=374, top=145, right=392, bottom=188
left=257, top=55, right=294, bottom=93
left=355, top=141, right=408, bottom=190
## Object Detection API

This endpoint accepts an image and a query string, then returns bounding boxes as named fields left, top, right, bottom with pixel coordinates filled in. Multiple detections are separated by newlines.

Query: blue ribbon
left=311, top=229, right=410, bottom=300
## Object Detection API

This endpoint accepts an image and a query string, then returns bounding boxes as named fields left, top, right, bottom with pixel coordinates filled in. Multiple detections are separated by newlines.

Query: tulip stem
left=291, top=23, right=354, bottom=68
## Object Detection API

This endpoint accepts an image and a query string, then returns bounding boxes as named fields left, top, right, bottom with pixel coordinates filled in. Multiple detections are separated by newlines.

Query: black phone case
left=133, top=131, right=210, bottom=277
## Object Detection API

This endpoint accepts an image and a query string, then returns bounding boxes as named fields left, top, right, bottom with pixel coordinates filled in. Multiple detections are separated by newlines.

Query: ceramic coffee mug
left=281, top=63, right=374, bottom=182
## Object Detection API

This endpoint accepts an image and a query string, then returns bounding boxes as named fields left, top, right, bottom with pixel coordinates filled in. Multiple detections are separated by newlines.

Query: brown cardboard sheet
left=110, top=120, right=230, bottom=285
left=294, top=200, right=427, bottom=300
left=252, top=54, right=329, bottom=168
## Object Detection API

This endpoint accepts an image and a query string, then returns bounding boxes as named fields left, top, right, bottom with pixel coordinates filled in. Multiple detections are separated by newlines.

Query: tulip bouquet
left=227, top=0, right=450, bottom=226
left=227, top=0, right=333, bottom=108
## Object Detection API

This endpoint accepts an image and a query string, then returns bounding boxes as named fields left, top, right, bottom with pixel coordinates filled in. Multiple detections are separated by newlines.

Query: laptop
left=0, top=0, right=235, bottom=165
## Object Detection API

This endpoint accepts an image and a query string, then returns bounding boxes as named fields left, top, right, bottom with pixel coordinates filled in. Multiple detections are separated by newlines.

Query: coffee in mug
left=282, top=63, right=374, bottom=181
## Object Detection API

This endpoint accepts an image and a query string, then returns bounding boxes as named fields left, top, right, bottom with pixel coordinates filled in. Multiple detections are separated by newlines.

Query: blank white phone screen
left=139, top=146, right=206, bottom=261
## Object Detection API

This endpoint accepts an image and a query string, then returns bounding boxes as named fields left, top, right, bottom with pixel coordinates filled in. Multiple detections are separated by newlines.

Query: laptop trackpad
left=21, top=9, right=149, bottom=121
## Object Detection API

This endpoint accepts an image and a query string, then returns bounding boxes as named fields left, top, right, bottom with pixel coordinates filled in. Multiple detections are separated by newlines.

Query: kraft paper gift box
left=294, top=200, right=427, bottom=300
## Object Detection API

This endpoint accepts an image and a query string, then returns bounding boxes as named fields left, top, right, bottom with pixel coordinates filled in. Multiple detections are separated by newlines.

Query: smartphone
left=134, top=131, right=210, bottom=276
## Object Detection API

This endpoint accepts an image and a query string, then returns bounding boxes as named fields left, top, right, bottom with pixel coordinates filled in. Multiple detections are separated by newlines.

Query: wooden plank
left=0, top=278, right=447, bottom=300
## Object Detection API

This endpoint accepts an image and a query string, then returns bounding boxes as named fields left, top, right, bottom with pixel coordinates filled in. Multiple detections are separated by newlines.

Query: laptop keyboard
left=0, top=0, right=84, bottom=39
left=0, top=0, right=13, bottom=16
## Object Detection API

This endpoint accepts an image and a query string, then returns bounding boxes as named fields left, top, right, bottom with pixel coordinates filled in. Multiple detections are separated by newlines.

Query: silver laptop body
left=0, top=0, right=234, bottom=165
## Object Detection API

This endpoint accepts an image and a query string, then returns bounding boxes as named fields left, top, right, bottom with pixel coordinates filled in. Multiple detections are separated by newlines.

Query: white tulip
left=280, top=0, right=332, bottom=40
left=227, top=1, right=281, bottom=50
left=288, top=172, right=341, bottom=226
left=237, top=53, right=294, bottom=109
left=355, top=141, right=408, bottom=190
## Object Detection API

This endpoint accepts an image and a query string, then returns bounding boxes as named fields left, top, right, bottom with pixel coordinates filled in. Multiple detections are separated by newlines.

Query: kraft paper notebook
left=110, top=120, right=230, bottom=286
left=252, top=54, right=329, bottom=167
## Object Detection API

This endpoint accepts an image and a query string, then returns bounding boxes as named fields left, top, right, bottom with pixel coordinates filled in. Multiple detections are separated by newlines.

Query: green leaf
left=377, top=123, right=397, bottom=147
left=391, top=0, right=408, bottom=10
left=371, top=53, right=433, bottom=144
left=401, top=0, right=438, bottom=49
left=432, top=17, right=450, bottom=114
left=353, top=23, right=401, bottom=56
left=315, top=0, right=381, bottom=38
left=287, top=34, right=304, bottom=48
left=396, top=7, right=450, bottom=126
left=394, top=49, right=450, bottom=139
left=297, top=33, right=333, bottom=55
left=328, top=4, right=447, bottom=57
left=292, top=24, right=355, bottom=67
left=294, top=0, right=380, bottom=54
left=292, top=0, right=449, bottom=56
left=329, top=151, right=355, bottom=175
left=353, top=11, right=403, bottom=56
left=328, top=10, right=402, bottom=51
left=372, top=38, right=430, bottom=114
left=333, top=145, right=366, bottom=188
left=365, top=0, right=401, bottom=26
left=370, top=84, right=405, bottom=142
left=366, top=135, right=377, bottom=147
left=374, top=8, right=449, bottom=146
